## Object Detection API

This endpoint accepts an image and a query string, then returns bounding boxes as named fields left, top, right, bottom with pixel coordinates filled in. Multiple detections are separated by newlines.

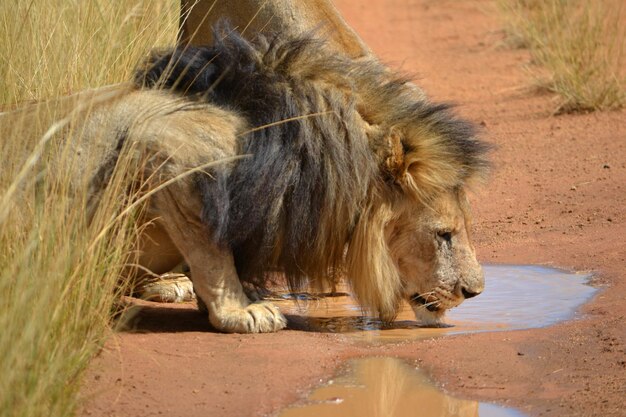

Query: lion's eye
left=437, top=231, right=452, bottom=243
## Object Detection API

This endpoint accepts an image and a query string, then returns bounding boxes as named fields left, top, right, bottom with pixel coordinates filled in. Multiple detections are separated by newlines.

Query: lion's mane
left=134, top=25, right=490, bottom=318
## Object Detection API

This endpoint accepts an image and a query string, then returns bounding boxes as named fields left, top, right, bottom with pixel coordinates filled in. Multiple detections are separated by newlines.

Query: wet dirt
left=80, top=1, right=626, bottom=416
left=279, top=357, right=526, bottom=417
left=274, top=265, right=596, bottom=343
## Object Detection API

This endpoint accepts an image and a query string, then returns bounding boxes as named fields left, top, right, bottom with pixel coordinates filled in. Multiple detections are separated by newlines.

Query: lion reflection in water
left=280, top=357, right=480, bottom=417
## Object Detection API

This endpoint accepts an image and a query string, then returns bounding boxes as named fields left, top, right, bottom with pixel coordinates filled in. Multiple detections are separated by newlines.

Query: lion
left=73, top=25, right=489, bottom=333
left=179, top=0, right=372, bottom=59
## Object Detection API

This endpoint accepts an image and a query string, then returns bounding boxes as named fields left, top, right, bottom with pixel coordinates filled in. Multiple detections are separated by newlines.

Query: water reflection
left=279, top=357, right=526, bottom=417
left=274, top=265, right=596, bottom=342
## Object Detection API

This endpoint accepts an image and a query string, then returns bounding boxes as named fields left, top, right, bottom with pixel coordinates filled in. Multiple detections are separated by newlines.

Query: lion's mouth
left=409, top=294, right=441, bottom=312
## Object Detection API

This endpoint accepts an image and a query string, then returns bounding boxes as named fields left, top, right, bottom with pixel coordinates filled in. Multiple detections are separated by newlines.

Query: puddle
left=274, top=265, right=597, bottom=342
left=277, top=266, right=593, bottom=416
left=279, top=357, right=526, bottom=417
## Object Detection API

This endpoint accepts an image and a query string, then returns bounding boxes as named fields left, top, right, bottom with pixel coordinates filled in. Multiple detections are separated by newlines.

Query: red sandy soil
left=80, top=1, right=626, bottom=416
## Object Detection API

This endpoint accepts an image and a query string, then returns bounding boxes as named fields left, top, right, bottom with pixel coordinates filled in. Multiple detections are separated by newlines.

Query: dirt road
left=80, top=1, right=626, bottom=416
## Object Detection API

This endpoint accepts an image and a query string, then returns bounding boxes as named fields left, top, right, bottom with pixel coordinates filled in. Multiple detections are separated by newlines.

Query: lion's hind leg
left=136, top=272, right=195, bottom=303
left=131, top=221, right=195, bottom=303
left=149, top=182, right=287, bottom=333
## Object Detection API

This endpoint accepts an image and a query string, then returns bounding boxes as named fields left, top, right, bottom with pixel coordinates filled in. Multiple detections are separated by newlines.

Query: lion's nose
left=461, top=287, right=481, bottom=299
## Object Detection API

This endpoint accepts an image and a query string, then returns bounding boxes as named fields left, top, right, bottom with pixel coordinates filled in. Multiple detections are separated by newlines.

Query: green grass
left=0, top=1, right=179, bottom=416
left=497, top=0, right=626, bottom=113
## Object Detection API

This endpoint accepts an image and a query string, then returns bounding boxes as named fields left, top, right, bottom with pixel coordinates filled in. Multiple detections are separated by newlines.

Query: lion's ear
left=382, top=128, right=458, bottom=196
left=363, top=122, right=408, bottom=182
left=383, top=129, right=406, bottom=181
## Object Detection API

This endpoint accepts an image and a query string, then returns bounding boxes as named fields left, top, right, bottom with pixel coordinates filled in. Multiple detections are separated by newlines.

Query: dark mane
left=136, top=25, right=377, bottom=288
left=134, top=24, right=490, bottom=292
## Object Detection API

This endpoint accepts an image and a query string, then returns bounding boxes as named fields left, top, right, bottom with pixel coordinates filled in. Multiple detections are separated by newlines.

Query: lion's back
left=64, top=88, right=245, bottom=195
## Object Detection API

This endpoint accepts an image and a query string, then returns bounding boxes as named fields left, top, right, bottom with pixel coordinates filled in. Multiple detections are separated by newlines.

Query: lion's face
left=387, top=189, right=484, bottom=326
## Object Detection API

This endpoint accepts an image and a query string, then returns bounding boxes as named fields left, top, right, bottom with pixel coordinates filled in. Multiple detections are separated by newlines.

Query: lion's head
left=136, top=26, right=490, bottom=326
left=346, top=124, right=488, bottom=325
left=346, top=186, right=485, bottom=326
left=342, top=68, right=490, bottom=324
left=388, top=189, right=483, bottom=324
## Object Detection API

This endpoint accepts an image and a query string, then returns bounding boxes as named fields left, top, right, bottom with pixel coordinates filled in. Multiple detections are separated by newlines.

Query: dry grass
left=497, top=0, right=626, bottom=113
left=0, top=0, right=179, bottom=105
left=0, top=1, right=179, bottom=416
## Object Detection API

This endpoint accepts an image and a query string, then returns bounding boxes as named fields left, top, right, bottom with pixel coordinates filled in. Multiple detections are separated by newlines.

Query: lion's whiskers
left=409, top=290, right=442, bottom=311
left=413, top=290, right=435, bottom=300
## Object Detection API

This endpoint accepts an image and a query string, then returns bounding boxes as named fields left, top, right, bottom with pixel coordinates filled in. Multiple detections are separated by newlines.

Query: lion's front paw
left=209, top=301, right=287, bottom=333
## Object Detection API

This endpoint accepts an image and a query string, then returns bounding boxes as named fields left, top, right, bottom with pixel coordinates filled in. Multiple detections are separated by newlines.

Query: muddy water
left=279, top=357, right=526, bottom=417
left=274, top=265, right=596, bottom=342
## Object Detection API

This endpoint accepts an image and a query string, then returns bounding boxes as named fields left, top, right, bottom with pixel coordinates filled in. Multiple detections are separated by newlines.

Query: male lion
left=75, top=26, right=489, bottom=333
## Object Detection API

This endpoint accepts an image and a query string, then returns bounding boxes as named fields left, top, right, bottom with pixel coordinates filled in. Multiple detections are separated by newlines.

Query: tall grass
left=497, top=0, right=626, bottom=113
left=0, top=0, right=179, bottom=105
left=0, top=1, right=179, bottom=416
